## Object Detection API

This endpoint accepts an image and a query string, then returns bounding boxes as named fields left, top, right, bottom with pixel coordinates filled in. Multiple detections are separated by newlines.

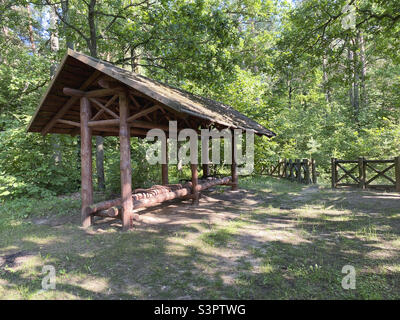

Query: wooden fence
left=331, top=157, right=400, bottom=191
left=267, top=159, right=317, bottom=184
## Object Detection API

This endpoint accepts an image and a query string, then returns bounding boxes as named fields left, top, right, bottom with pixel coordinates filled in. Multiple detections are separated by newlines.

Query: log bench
left=91, top=176, right=232, bottom=222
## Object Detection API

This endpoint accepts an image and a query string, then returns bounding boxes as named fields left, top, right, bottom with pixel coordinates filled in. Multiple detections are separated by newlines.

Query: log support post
left=201, top=131, right=210, bottom=178
left=191, top=164, right=199, bottom=204
left=395, top=156, right=400, bottom=192
left=231, top=131, right=238, bottom=190
left=162, top=139, right=169, bottom=185
left=119, top=91, right=134, bottom=230
left=80, top=97, right=93, bottom=228
left=202, top=164, right=210, bottom=178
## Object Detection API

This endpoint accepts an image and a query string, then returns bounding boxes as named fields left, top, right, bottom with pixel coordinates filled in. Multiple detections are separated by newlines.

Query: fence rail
left=266, top=158, right=317, bottom=185
left=331, top=157, right=400, bottom=191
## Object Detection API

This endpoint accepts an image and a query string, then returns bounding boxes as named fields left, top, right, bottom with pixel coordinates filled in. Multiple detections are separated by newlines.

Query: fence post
left=331, top=158, right=337, bottom=188
left=296, top=159, right=302, bottom=183
left=303, top=159, right=310, bottom=184
left=278, top=159, right=282, bottom=177
left=311, top=158, right=317, bottom=184
left=283, top=159, right=287, bottom=178
left=395, top=156, right=400, bottom=192
left=358, top=157, right=366, bottom=189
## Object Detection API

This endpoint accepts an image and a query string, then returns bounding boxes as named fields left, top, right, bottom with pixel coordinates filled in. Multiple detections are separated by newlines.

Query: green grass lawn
left=0, top=176, right=399, bottom=299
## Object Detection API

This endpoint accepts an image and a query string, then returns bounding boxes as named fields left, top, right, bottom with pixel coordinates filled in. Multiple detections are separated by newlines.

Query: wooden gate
left=331, top=157, right=400, bottom=191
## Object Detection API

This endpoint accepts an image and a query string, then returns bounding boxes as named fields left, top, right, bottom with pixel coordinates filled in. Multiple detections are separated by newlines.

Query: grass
left=0, top=175, right=399, bottom=299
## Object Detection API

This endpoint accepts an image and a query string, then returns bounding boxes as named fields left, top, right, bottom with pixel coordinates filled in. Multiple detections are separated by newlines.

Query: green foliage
left=0, top=195, right=80, bottom=220
left=103, top=138, right=162, bottom=192
left=1, top=0, right=400, bottom=201
left=0, top=128, right=80, bottom=199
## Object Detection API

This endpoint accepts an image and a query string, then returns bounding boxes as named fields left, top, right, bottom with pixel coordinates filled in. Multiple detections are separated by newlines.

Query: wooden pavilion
left=27, top=49, right=275, bottom=230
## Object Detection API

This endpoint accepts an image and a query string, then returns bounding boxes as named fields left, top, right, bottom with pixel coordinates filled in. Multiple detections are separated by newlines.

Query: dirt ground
left=0, top=177, right=399, bottom=299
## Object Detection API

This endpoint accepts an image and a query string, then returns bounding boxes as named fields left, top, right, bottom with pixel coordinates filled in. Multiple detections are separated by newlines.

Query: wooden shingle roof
left=27, top=49, right=275, bottom=137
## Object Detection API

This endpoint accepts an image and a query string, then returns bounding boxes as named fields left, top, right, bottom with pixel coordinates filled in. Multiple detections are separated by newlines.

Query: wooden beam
left=63, top=87, right=85, bottom=97
left=91, top=94, right=119, bottom=121
left=128, top=93, right=142, bottom=109
left=159, top=106, right=172, bottom=121
left=86, top=88, right=123, bottom=98
left=89, top=97, right=119, bottom=119
left=89, top=117, right=168, bottom=130
left=98, top=77, right=120, bottom=89
left=57, top=119, right=80, bottom=127
left=127, top=105, right=160, bottom=122
left=91, top=126, right=148, bottom=136
left=89, top=119, right=120, bottom=127
left=80, top=97, right=93, bottom=228
left=41, top=70, right=101, bottom=135
left=63, top=87, right=123, bottom=98
left=130, top=120, right=168, bottom=131
left=119, top=91, right=134, bottom=230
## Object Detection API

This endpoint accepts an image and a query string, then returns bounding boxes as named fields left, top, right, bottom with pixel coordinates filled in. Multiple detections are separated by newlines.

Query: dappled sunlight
left=21, top=235, right=60, bottom=246
left=365, top=249, right=397, bottom=260
left=362, top=194, right=400, bottom=200
left=1, top=176, right=400, bottom=299
left=78, top=252, right=97, bottom=259
left=66, top=274, right=111, bottom=294
left=0, top=245, right=20, bottom=254
left=379, top=263, right=400, bottom=274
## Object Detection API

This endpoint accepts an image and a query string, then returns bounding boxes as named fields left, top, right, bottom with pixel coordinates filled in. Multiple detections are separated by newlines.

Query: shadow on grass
left=0, top=176, right=399, bottom=299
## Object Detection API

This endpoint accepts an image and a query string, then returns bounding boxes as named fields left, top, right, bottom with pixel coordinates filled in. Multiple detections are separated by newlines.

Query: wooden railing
left=267, top=158, right=317, bottom=185
left=331, top=157, right=400, bottom=191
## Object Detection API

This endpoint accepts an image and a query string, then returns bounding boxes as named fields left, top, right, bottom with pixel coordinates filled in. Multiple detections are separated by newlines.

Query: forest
left=1, top=0, right=400, bottom=200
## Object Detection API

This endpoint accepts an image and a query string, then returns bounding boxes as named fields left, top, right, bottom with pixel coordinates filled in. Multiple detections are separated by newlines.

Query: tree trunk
left=49, top=6, right=59, bottom=75
left=87, top=0, right=105, bottom=190
left=96, top=135, right=105, bottom=190
left=359, top=32, right=367, bottom=110
left=353, top=56, right=360, bottom=119
left=347, top=47, right=354, bottom=109
left=50, top=5, right=62, bottom=164
left=322, top=55, right=331, bottom=105
left=88, top=0, right=97, bottom=58
left=61, top=0, right=74, bottom=50
left=27, top=5, right=36, bottom=53
left=288, top=76, right=292, bottom=109
left=130, top=47, right=139, bottom=73
left=60, top=0, right=78, bottom=173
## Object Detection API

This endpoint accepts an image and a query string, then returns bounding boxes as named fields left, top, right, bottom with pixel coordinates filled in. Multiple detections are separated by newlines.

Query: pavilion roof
left=27, top=49, right=275, bottom=138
